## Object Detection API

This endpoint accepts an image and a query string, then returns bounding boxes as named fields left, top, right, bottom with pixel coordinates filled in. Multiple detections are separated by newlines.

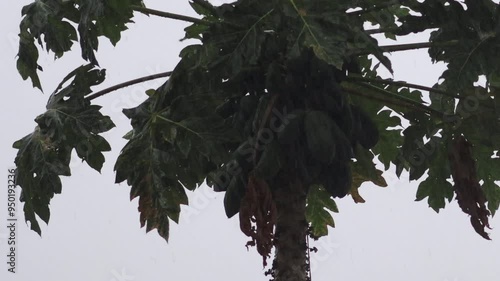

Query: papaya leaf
left=483, top=180, right=500, bottom=217
left=78, top=0, right=144, bottom=64
left=114, top=136, right=187, bottom=241
left=205, top=2, right=274, bottom=76
left=346, top=83, right=404, bottom=170
left=415, top=174, right=454, bottom=212
left=13, top=64, right=114, bottom=235
left=283, top=0, right=350, bottom=69
left=17, top=0, right=142, bottom=87
left=306, top=185, right=338, bottom=238
left=349, top=144, right=387, bottom=203
left=350, top=183, right=366, bottom=204
left=116, top=84, right=241, bottom=240
left=352, top=144, right=387, bottom=187
left=17, top=0, right=79, bottom=89
left=415, top=138, right=454, bottom=213
left=424, top=0, right=500, bottom=91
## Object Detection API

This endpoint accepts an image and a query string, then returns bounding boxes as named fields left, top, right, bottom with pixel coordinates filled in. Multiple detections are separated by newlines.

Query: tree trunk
left=272, top=176, right=309, bottom=281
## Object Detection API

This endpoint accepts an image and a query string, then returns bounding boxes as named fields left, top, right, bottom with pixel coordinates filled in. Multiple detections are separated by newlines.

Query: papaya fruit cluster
left=211, top=49, right=379, bottom=218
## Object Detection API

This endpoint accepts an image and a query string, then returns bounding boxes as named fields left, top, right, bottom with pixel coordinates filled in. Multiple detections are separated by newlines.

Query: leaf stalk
left=346, top=76, right=464, bottom=100
left=87, top=72, right=172, bottom=101
left=132, top=5, right=210, bottom=25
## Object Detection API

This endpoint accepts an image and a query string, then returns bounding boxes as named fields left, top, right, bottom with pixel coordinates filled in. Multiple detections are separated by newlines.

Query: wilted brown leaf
left=449, top=135, right=491, bottom=240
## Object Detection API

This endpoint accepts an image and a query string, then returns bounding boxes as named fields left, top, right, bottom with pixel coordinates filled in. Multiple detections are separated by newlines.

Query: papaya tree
left=12, top=0, right=500, bottom=280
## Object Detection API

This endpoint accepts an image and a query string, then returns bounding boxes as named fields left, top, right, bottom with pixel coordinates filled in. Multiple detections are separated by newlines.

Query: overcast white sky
left=1, top=1, right=499, bottom=281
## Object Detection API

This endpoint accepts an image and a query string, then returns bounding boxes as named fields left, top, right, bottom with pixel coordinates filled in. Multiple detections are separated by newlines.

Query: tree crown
left=12, top=0, right=500, bottom=264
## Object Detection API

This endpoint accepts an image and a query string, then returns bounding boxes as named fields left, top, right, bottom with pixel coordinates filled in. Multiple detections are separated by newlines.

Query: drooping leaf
left=483, top=180, right=500, bottom=217
left=352, top=144, right=387, bottom=187
left=306, top=185, right=339, bottom=238
left=114, top=133, right=187, bottom=241
left=13, top=64, right=114, bottom=235
left=17, top=0, right=79, bottom=89
left=115, top=63, right=241, bottom=240
left=414, top=136, right=454, bottom=213
left=349, top=144, right=387, bottom=202
left=78, top=0, right=144, bottom=64
left=239, top=175, right=276, bottom=266
left=448, top=135, right=491, bottom=239
left=415, top=174, right=454, bottom=212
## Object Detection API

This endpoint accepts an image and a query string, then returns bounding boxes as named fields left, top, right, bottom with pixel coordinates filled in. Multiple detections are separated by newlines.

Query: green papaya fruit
left=239, top=95, right=259, bottom=118
left=254, top=140, right=282, bottom=180
left=330, top=121, right=354, bottom=162
left=352, top=106, right=379, bottom=149
left=277, top=110, right=305, bottom=145
left=224, top=175, right=247, bottom=218
left=212, top=169, right=232, bottom=192
left=297, top=154, right=323, bottom=185
left=322, top=162, right=352, bottom=198
left=304, top=110, right=337, bottom=163
left=320, top=91, right=342, bottom=114
left=215, top=98, right=238, bottom=119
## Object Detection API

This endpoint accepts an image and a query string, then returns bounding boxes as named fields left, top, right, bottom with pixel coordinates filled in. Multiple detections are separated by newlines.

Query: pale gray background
left=1, top=1, right=499, bottom=281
